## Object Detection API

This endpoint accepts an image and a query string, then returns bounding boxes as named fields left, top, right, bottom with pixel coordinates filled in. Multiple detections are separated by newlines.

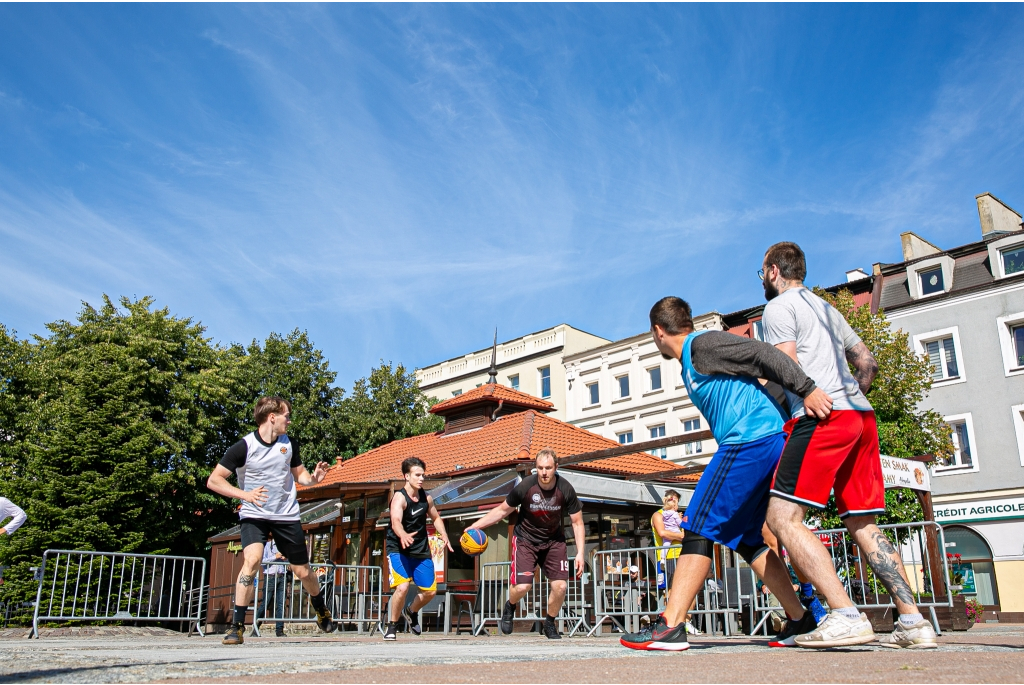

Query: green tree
left=339, top=361, right=442, bottom=458
left=223, top=330, right=346, bottom=471
left=812, top=288, right=953, bottom=529
left=0, top=296, right=235, bottom=608
left=0, top=324, right=32, bottom=484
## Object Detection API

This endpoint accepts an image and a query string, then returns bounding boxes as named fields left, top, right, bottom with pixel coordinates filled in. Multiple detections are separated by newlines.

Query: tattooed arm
left=846, top=342, right=878, bottom=396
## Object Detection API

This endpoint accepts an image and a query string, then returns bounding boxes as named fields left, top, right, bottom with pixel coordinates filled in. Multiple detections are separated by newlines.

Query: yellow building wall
left=994, top=561, right=1024, bottom=612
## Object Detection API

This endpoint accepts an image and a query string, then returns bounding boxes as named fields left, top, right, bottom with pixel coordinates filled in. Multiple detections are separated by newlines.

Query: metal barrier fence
left=588, top=545, right=758, bottom=637
left=814, top=521, right=952, bottom=634
left=250, top=561, right=383, bottom=636
left=474, top=558, right=589, bottom=636
left=32, top=550, right=207, bottom=638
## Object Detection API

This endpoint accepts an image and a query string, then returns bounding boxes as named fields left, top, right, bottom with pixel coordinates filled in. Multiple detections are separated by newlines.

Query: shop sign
left=952, top=563, right=976, bottom=594
left=880, top=455, right=930, bottom=492
left=934, top=496, right=1024, bottom=524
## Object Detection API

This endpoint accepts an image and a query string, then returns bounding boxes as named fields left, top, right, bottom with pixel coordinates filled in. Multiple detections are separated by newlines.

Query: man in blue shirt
left=621, top=297, right=833, bottom=652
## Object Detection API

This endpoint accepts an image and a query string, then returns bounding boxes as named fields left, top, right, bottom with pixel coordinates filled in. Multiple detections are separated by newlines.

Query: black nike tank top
left=385, top=488, right=430, bottom=558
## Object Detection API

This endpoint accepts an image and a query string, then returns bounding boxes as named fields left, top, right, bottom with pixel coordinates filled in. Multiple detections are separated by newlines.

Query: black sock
left=233, top=605, right=247, bottom=626
left=310, top=591, right=327, bottom=613
left=505, top=600, right=514, bottom=611
left=408, top=610, right=419, bottom=625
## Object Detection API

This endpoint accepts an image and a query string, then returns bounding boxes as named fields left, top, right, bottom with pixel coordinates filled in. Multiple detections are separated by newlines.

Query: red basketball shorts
left=770, top=410, right=886, bottom=519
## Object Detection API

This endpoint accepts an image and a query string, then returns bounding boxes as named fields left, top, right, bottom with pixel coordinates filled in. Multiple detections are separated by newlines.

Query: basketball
left=460, top=528, right=488, bottom=556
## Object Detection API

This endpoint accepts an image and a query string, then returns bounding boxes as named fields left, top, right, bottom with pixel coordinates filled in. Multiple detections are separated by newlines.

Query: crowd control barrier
left=32, top=549, right=207, bottom=638
left=474, top=559, right=589, bottom=636
left=250, top=561, right=383, bottom=636
left=588, top=544, right=758, bottom=637
left=813, top=521, right=953, bottom=634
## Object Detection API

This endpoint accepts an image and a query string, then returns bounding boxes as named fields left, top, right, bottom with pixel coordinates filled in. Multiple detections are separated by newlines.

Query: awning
left=558, top=469, right=694, bottom=507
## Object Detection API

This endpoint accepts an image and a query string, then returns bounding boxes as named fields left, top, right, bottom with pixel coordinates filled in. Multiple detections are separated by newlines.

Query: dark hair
left=402, top=457, right=426, bottom=475
left=764, top=242, right=807, bottom=282
left=664, top=489, right=681, bottom=500
left=254, top=396, right=291, bottom=426
left=649, top=297, right=694, bottom=335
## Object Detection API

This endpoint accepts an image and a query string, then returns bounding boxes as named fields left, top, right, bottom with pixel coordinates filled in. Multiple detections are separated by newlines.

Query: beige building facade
left=415, top=324, right=609, bottom=420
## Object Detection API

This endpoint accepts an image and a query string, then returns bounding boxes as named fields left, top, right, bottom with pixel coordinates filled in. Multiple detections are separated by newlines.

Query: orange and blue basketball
left=460, top=528, right=488, bottom=556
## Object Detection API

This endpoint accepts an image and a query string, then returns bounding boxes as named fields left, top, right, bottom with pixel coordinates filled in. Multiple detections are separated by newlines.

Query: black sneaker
left=542, top=619, right=561, bottom=640
left=315, top=608, right=336, bottom=634
left=402, top=607, right=422, bottom=636
left=222, top=623, right=245, bottom=645
left=620, top=615, right=689, bottom=651
left=383, top=621, right=397, bottom=641
left=275, top=628, right=286, bottom=638
left=499, top=600, right=515, bottom=635
left=769, top=610, right=817, bottom=648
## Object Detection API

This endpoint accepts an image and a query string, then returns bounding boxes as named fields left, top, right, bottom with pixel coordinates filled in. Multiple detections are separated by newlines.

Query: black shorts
left=240, top=519, right=309, bottom=566
left=511, top=536, right=569, bottom=585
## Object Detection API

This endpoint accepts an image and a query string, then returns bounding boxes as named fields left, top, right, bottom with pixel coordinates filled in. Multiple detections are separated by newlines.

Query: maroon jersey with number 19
left=505, top=473, right=582, bottom=544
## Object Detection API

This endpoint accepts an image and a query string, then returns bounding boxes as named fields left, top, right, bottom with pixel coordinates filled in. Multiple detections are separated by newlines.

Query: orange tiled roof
left=429, top=383, right=554, bottom=415
left=316, top=410, right=697, bottom=486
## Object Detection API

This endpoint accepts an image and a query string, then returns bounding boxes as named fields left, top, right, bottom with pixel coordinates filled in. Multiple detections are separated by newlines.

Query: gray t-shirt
left=761, top=287, right=872, bottom=418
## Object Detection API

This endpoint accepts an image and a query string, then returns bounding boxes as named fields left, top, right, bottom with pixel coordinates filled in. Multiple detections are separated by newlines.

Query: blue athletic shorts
left=388, top=552, right=436, bottom=592
left=680, top=432, right=786, bottom=551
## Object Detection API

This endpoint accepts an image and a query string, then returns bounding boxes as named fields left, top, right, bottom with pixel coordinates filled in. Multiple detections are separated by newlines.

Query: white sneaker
left=794, top=611, right=875, bottom=648
left=878, top=619, right=938, bottom=649
left=684, top=621, right=701, bottom=635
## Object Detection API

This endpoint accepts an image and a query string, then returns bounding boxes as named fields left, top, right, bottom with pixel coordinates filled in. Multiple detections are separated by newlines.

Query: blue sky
left=2, top=4, right=1023, bottom=389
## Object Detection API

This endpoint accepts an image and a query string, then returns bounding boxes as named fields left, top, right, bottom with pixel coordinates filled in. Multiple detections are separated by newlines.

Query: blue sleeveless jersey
left=681, top=331, right=785, bottom=446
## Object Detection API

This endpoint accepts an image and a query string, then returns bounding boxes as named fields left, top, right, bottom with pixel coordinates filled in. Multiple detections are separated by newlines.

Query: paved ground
left=0, top=624, right=1021, bottom=683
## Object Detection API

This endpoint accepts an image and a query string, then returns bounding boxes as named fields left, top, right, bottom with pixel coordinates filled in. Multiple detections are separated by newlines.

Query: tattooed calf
left=237, top=572, right=257, bottom=587
left=866, top=532, right=915, bottom=605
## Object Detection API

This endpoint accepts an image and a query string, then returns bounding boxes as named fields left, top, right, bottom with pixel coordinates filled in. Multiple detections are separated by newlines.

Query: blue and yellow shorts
left=388, top=552, right=436, bottom=592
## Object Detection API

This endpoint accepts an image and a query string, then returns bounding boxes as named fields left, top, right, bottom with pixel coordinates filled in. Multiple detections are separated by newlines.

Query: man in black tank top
left=467, top=449, right=585, bottom=639
left=383, top=457, right=452, bottom=641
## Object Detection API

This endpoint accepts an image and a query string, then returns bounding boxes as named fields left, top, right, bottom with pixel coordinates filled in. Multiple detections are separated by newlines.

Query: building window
left=682, top=417, right=703, bottom=455
left=1012, top=404, right=1024, bottom=467
left=751, top=319, right=765, bottom=341
left=936, top=413, right=977, bottom=473
left=912, top=328, right=965, bottom=387
left=617, top=431, right=633, bottom=445
left=925, top=336, right=959, bottom=381
left=587, top=382, right=600, bottom=406
left=919, top=266, right=945, bottom=296
left=617, top=374, right=630, bottom=399
left=1003, top=245, right=1024, bottom=276
left=508, top=374, right=519, bottom=390
left=539, top=366, right=551, bottom=399
left=648, top=366, right=662, bottom=391
left=649, top=425, right=667, bottom=458
left=1013, top=325, right=1024, bottom=368
left=451, top=389, right=462, bottom=397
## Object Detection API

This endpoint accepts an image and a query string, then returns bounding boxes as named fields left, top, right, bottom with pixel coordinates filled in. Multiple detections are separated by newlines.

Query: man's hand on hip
left=803, top=387, right=833, bottom=420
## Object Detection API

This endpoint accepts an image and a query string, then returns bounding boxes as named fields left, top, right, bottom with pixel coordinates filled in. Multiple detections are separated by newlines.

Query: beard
left=763, top=279, right=780, bottom=301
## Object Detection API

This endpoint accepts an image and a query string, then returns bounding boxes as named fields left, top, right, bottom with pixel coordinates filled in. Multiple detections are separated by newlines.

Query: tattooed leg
left=847, top=517, right=919, bottom=613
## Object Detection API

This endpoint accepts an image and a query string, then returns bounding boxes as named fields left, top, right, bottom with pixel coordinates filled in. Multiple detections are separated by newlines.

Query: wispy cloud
left=1, top=4, right=1022, bottom=384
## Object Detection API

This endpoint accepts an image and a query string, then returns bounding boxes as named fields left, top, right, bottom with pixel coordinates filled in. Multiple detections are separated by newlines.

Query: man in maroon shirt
left=468, top=449, right=586, bottom=639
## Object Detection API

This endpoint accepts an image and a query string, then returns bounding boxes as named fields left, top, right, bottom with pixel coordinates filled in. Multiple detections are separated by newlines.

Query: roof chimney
left=900, top=232, right=942, bottom=261
left=976, top=193, right=1023, bottom=236
left=846, top=268, right=870, bottom=283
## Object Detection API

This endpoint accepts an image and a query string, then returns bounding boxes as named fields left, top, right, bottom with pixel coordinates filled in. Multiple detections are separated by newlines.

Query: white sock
left=835, top=607, right=861, bottom=620
left=899, top=612, right=923, bottom=625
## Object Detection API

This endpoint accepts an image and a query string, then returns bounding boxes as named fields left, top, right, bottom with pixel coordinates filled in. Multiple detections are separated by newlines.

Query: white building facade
left=415, top=324, right=608, bottom=421
left=562, top=313, right=724, bottom=465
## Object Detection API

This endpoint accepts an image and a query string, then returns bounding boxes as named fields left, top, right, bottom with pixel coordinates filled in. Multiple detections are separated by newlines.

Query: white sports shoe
left=795, top=611, right=875, bottom=648
left=878, top=619, right=938, bottom=649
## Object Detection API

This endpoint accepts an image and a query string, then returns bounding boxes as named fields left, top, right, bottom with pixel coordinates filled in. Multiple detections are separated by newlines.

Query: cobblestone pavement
left=0, top=624, right=1021, bottom=683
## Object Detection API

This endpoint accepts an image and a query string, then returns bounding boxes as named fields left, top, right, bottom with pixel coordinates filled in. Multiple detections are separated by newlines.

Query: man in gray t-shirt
left=760, top=242, right=936, bottom=650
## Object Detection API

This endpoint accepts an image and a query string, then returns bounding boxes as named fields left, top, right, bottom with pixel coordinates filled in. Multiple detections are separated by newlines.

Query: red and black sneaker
left=769, top=610, right=817, bottom=648
left=620, top=615, right=689, bottom=651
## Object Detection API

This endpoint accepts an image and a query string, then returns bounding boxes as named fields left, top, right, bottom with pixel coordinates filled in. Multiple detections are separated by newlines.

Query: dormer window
left=1002, top=245, right=1024, bottom=276
left=906, top=254, right=955, bottom=299
left=919, top=267, right=944, bottom=296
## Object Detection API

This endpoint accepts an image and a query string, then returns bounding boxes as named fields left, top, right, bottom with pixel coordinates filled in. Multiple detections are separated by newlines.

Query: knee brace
left=681, top=533, right=714, bottom=559
left=736, top=542, right=770, bottom=566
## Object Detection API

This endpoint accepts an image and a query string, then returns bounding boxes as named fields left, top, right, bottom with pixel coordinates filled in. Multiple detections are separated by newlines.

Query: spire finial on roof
left=487, top=328, right=498, bottom=384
